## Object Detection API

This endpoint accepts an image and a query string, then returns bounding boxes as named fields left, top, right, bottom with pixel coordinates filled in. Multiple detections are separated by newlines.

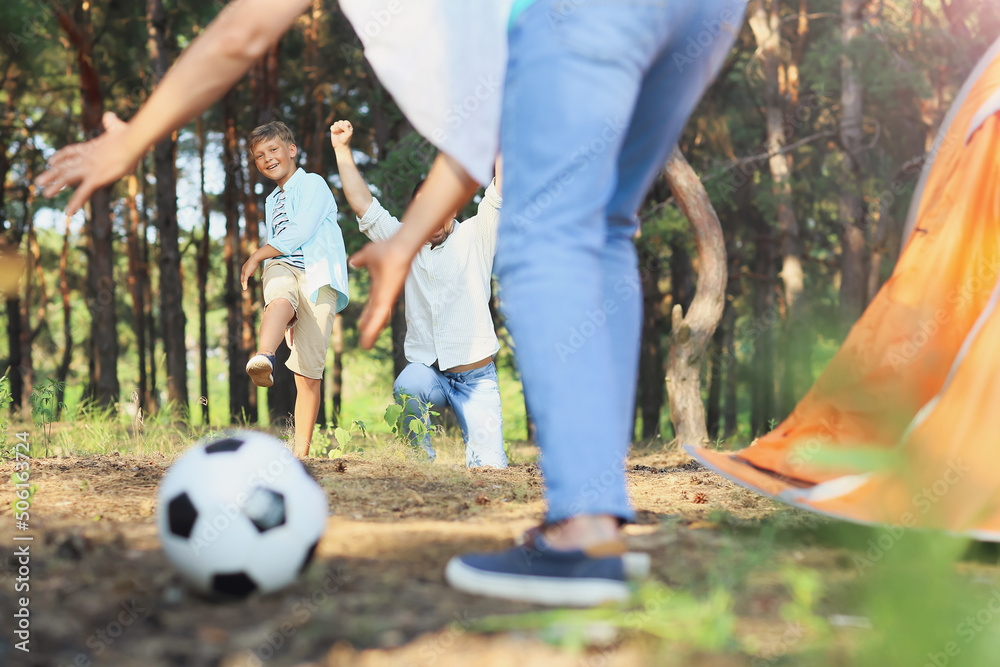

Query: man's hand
left=241, top=256, right=261, bottom=290
left=349, top=239, right=413, bottom=349
left=330, top=120, right=354, bottom=149
left=35, top=112, right=140, bottom=217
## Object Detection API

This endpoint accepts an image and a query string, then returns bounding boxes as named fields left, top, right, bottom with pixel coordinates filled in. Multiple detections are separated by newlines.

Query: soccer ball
left=156, top=430, right=328, bottom=598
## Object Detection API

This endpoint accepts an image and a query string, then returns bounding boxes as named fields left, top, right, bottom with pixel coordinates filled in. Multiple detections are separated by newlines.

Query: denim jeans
left=496, top=0, right=745, bottom=521
left=393, top=361, right=508, bottom=468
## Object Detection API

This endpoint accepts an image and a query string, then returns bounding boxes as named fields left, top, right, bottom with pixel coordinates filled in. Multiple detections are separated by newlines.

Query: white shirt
left=358, top=181, right=503, bottom=369
left=340, top=0, right=515, bottom=186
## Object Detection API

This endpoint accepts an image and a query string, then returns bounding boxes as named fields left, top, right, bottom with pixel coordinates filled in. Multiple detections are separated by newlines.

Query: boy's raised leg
left=247, top=298, right=295, bottom=388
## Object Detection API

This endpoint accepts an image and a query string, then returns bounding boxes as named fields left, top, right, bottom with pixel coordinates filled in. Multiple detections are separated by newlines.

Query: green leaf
left=384, top=404, right=403, bottom=431
left=334, top=427, right=351, bottom=450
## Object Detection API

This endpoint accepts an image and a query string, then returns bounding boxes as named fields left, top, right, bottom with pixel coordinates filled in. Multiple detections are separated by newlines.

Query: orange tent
left=688, top=37, right=1000, bottom=540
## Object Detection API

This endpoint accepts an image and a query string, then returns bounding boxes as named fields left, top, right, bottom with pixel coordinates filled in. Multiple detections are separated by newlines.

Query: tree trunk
left=56, top=215, right=73, bottom=418
left=125, top=174, right=148, bottom=413
left=664, top=148, right=728, bottom=450
left=839, top=0, right=869, bottom=325
left=54, top=0, right=120, bottom=409
left=749, top=0, right=808, bottom=416
left=331, top=313, right=343, bottom=426
left=0, top=141, right=23, bottom=414
left=87, top=184, right=119, bottom=409
left=6, top=297, right=22, bottom=413
left=706, top=313, right=725, bottom=443
left=750, top=221, right=777, bottom=438
left=197, top=116, right=211, bottom=424
left=302, top=0, right=326, bottom=175
left=223, top=90, right=251, bottom=423
left=148, top=0, right=188, bottom=418
left=390, top=298, right=407, bottom=380
left=243, top=147, right=261, bottom=425
left=268, top=343, right=296, bottom=428
left=721, top=295, right=739, bottom=439
left=638, top=241, right=665, bottom=440
left=141, top=158, right=158, bottom=412
left=22, top=181, right=44, bottom=418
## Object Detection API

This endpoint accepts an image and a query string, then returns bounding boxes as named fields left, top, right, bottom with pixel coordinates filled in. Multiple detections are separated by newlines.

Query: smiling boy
left=241, top=121, right=349, bottom=457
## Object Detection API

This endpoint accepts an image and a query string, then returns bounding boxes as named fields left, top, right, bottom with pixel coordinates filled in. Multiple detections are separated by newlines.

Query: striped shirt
left=358, top=180, right=503, bottom=370
left=269, top=190, right=305, bottom=270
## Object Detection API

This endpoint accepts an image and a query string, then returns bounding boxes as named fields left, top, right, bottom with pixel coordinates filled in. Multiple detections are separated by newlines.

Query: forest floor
left=1, top=434, right=997, bottom=666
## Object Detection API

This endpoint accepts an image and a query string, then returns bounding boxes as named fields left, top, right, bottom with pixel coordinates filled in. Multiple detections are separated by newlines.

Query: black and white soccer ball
left=156, top=430, right=327, bottom=598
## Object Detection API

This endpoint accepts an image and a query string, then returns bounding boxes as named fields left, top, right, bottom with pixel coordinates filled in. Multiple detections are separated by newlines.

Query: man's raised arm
left=330, top=120, right=374, bottom=219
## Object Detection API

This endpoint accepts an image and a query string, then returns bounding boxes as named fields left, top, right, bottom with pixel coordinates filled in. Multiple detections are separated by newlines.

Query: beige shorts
left=261, top=261, right=337, bottom=379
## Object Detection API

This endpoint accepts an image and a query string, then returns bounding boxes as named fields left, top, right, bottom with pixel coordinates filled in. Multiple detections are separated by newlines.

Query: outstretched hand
left=330, top=120, right=354, bottom=149
left=349, top=239, right=413, bottom=349
left=241, top=256, right=260, bottom=291
left=35, top=112, right=140, bottom=217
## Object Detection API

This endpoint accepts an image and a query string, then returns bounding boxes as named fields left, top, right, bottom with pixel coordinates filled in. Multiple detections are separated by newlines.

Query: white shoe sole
left=622, top=552, right=651, bottom=580
left=445, top=558, right=631, bottom=607
left=246, top=358, right=274, bottom=387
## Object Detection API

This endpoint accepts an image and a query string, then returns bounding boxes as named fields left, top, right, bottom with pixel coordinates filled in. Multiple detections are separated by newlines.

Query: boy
left=331, top=119, right=507, bottom=469
left=241, top=121, right=349, bottom=458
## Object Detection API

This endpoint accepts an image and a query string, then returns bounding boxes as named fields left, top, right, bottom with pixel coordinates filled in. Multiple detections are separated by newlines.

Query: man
left=332, top=120, right=507, bottom=469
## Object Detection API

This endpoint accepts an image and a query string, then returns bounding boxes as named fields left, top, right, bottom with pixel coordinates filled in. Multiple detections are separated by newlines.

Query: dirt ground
left=0, top=443, right=844, bottom=667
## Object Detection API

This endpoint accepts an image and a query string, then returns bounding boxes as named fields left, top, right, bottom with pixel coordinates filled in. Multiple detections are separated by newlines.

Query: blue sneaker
left=246, top=353, right=276, bottom=388
left=445, top=532, right=630, bottom=607
left=516, top=524, right=651, bottom=580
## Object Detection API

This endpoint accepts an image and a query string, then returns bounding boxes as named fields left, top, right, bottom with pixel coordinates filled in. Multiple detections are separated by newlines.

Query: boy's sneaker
left=246, top=353, right=276, bottom=387
left=444, top=532, right=631, bottom=607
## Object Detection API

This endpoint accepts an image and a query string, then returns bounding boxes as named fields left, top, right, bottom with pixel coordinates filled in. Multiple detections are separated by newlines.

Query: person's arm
left=350, top=153, right=478, bottom=349
left=241, top=244, right=282, bottom=290
left=330, top=121, right=373, bottom=218
left=36, top=0, right=313, bottom=216
left=463, top=157, right=503, bottom=258
left=330, top=121, right=401, bottom=242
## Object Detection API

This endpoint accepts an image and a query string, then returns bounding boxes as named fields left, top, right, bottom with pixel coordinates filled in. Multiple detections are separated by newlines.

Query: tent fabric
left=688, top=36, right=1000, bottom=540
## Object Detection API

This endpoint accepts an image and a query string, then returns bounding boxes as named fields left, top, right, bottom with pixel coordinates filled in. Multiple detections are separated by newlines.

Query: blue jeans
left=393, top=362, right=508, bottom=468
left=496, top=0, right=745, bottom=522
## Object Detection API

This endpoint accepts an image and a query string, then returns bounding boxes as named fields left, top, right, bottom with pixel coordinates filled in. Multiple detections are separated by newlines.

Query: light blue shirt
left=264, top=168, right=349, bottom=312
left=509, top=0, right=538, bottom=26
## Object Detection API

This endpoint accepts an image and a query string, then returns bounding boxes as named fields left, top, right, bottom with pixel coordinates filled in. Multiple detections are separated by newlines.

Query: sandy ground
left=0, top=444, right=839, bottom=666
